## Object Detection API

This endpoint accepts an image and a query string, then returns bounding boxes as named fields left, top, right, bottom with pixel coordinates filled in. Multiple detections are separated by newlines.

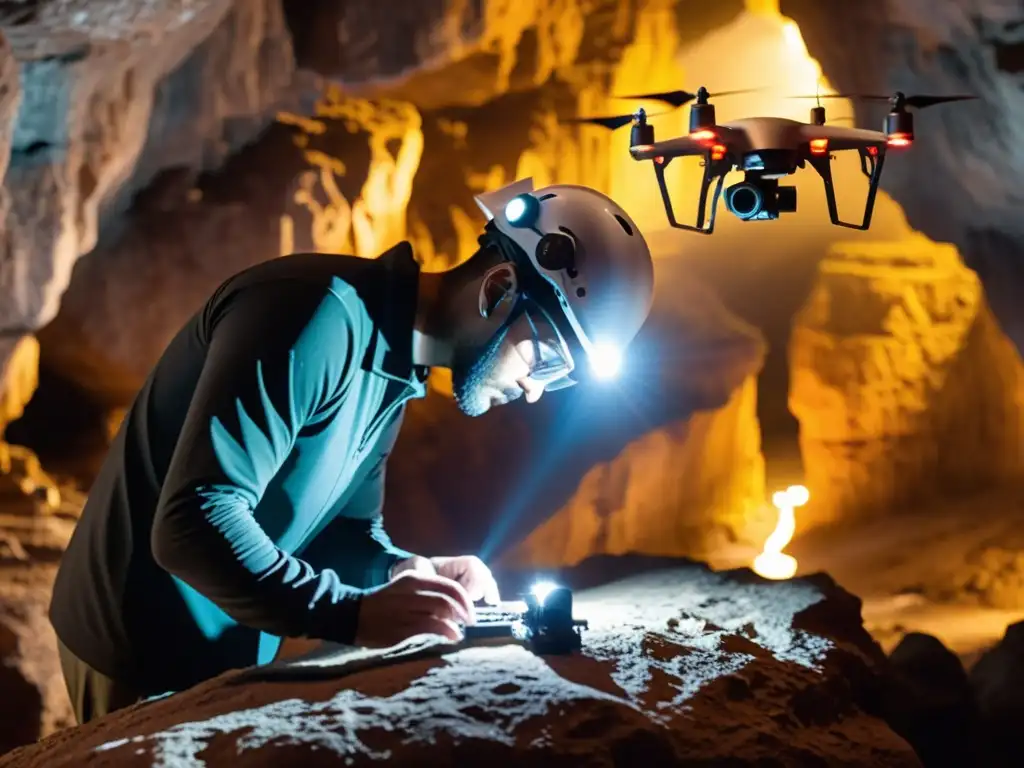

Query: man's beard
left=451, top=324, right=523, bottom=417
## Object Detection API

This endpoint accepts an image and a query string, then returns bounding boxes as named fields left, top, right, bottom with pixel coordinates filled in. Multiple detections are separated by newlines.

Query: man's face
left=451, top=311, right=564, bottom=417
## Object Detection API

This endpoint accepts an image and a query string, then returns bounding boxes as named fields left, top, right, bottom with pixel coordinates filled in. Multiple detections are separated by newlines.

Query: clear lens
left=518, top=307, right=574, bottom=386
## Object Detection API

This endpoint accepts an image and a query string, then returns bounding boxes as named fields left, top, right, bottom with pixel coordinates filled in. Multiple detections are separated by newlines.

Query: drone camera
left=725, top=177, right=796, bottom=221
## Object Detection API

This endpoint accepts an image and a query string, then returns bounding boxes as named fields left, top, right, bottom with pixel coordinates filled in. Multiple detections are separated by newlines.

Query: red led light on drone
left=887, top=132, right=912, bottom=147
left=710, top=144, right=726, bottom=161
left=809, top=138, right=829, bottom=155
left=690, top=129, right=715, bottom=142
left=655, top=155, right=665, bottom=164
left=867, top=146, right=879, bottom=156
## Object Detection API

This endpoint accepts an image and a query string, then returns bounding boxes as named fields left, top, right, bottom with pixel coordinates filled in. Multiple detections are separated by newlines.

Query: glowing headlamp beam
left=589, top=342, right=623, bottom=380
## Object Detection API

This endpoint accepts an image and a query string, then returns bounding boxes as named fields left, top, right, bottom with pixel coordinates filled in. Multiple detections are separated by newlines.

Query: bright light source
left=505, top=197, right=527, bottom=222
left=809, top=137, right=829, bottom=155
left=531, top=581, right=558, bottom=605
left=887, top=132, right=912, bottom=147
left=710, top=143, right=727, bottom=161
left=690, top=129, right=716, bottom=142
left=782, top=21, right=804, bottom=53
left=589, top=342, right=622, bottom=380
left=786, top=484, right=810, bottom=507
left=753, top=484, right=809, bottom=581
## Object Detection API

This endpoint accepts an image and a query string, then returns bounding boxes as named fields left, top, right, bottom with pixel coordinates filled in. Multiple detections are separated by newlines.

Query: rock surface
left=0, top=557, right=921, bottom=767
left=882, top=632, right=979, bottom=767
left=789, top=235, right=1024, bottom=527
left=968, top=620, right=1024, bottom=767
left=0, top=505, right=78, bottom=755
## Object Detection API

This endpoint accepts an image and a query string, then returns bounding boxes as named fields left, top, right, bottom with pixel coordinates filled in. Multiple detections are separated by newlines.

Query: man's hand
left=393, top=555, right=501, bottom=606
left=355, top=570, right=474, bottom=648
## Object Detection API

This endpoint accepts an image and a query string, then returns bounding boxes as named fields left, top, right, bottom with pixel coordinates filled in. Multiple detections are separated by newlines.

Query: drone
left=569, top=86, right=977, bottom=233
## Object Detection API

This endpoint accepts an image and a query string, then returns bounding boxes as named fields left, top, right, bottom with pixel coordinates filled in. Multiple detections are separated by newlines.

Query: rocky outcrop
left=882, top=632, right=979, bottom=766
left=0, top=558, right=921, bottom=767
left=780, top=0, right=1024, bottom=357
left=0, top=503, right=78, bottom=755
left=789, top=235, right=1024, bottom=527
left=0, top=0, right=294, bottom=411
left=969, top=620, right=1024, bottom=767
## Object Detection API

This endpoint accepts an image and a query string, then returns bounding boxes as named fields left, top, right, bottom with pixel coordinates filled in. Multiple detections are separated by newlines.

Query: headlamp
left=504, top=194, right=540, bottom=228
left=589, top=341, right=623, bottom=380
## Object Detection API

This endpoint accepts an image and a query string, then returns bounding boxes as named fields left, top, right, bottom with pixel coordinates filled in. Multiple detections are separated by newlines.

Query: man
left=48, top=177, right=655, bottom=724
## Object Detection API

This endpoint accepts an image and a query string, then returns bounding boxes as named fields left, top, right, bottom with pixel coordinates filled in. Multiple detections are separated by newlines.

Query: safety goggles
left=517, top=304, right=577, bottom=391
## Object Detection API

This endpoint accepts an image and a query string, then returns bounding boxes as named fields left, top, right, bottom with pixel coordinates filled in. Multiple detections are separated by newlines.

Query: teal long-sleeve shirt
left=49, top=244, right=428, bottom=695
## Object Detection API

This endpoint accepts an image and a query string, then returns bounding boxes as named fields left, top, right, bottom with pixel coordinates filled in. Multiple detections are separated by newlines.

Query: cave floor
left=709, top=484, right=1024, bottom=667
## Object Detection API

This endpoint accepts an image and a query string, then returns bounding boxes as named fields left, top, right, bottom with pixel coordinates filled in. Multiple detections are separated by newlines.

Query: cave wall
left=790, top=236, right=1024, bottom=528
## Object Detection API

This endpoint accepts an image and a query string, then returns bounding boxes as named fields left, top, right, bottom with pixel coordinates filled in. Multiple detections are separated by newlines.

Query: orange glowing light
left=655, top=155, right=665, bottom=164
left=710, top=143, right=727, bottom=160
left=887, top=133, right=912, bottom=147
left=867, top=145, right=879, bottom=156
left=752, top=485, right=808, bottom=580
left=809, top=138, right=828, bottom=155
left=690, top=129, right=716, bottom=142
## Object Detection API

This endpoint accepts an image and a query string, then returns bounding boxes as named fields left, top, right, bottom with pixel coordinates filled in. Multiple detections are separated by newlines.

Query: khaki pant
left=55, top=637, right=143, bottom=725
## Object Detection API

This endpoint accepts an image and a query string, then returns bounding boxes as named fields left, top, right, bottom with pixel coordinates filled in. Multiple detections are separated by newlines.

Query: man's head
left=417, top=179, right=656, bottom=417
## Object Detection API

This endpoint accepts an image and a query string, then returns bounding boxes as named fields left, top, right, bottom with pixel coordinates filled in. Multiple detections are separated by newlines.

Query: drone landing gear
left=809, top=146, right=887, bottom=231
left=653, top=153, right=729, bottom=234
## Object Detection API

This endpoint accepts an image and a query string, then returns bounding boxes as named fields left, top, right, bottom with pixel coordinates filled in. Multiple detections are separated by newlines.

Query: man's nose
left=519, top=377, right=545, bottom=404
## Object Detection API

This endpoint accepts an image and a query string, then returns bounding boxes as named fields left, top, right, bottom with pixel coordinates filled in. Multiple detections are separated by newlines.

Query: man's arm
left=151, top=277, right=366, bottom=644
left=298, top=448, right=414, bottom=590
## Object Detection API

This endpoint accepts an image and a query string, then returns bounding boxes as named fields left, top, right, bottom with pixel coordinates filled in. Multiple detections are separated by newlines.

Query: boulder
left=789, top=235, right=1024, bottom=528
left=969, top=620, right=1024, bottom=767
left=0, top=558, right=921, bottom=767
left=882, top=632, right=979, bottom=766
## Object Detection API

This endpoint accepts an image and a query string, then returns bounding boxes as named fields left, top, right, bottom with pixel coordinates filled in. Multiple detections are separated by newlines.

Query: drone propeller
left=564, top=110, right=671, bottom=130
left=613, top=88, right=761, bottom=109
left=791, top=93, right=977, bottom=109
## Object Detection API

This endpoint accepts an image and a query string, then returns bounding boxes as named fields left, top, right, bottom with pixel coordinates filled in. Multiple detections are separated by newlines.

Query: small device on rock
left=465, top=581, right=589, bottom=654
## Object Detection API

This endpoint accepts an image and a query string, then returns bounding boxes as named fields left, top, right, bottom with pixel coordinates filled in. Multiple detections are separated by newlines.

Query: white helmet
left=474, top=177, right=655, bottom=386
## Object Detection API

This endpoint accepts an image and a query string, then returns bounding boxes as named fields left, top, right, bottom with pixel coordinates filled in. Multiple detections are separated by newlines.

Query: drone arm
left=630, top=135, right=712, bottom=161
left=808, top=146, right=887, bottom=230
left=798, top=124, right=887, bottom=152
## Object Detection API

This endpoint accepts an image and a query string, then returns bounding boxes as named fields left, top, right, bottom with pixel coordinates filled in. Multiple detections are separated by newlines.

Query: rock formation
left=968, top=620, right=1024, bottom=766
left=0, top=500, right=78, bottom=755
left=0, top=558, right=922, bottom=767
left=789, top=235, right=1024, bottom=527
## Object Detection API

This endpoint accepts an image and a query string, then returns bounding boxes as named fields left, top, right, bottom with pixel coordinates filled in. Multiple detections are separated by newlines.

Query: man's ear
left=478, top=262, right=519, bottom=319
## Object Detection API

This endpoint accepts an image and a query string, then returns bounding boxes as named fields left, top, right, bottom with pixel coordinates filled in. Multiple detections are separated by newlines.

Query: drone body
left=571, top=86, right=975, bottom=234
